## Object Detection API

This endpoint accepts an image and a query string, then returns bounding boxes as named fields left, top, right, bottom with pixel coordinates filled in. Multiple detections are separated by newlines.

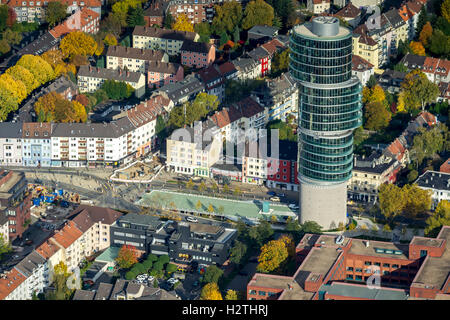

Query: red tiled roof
left=312, top=0, right=330, bottom=4
left=352, top=54, right=374, bottom=71
left=51, top=220, right=83, bottom=249
left=217, top=61, right=237, bottom=76
left=126, top=95, right=168, bottom=127
left=353, top=24, right=377, bottom=46
left=8, top=0, right=101, bottom=7
left=0, top=268, right=27, bottom=300
left=261, top=39, right=285, bottom=56
left=49, top=8, right=99, bottom=38
left=336, top=2, right=360, bottom=19
left=440, top=157, right=450, bottom=173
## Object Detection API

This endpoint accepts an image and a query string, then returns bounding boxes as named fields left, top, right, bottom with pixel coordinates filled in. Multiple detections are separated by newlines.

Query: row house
left=132, top=26, right=199, bottom=56
left=400, top=54, right=450, bottom=84
left=49, top=7, right=100, bottom=39
left=0, top=170, right=31, bottom=241
left=7, top=0, right=101, bottom=24
left=242, top=142, right=268, bottom=185
left=152, top=74, right=205, bottom=107
left=266, top=140, right=299, bottom=191
left=106, top=45, right=169, bottom=74
left=247, top=38, right=286, bottom=77
left=217, top=61, right=238, bottom=80
left=352, top=54, right=374, bottom=86
left=22, top=122, right=52, bottom=167
left=0, top=123, right=23, bottom=166
left=307, top=0, right=330, bottom=14
left=347, top=150, right=402, bottom=203
left=0, top=97, right=167, bottom=168
left=251, top=72, right=298, bottom=122
left=231, top=57, right=260, bottom=81
left=147, top=61, right=184, bottom=89
left=77, top=65, right=146, bottom=98
left=166, top=120, right=222, bottom=177
left=208, top=96, right=266, bottom=143
left=0, top=267, right=29, bottom=300
left=180, top=40, right=215, bottom=69
left=12, top=250, right=48, bottom=299
left=197, top=64, right=225, bottom=102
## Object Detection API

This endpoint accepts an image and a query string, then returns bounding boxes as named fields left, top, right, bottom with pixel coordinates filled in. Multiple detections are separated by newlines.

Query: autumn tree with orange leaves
left=115, top=244, right=138, bottom=269
left=419, top=22, right=433, bottom=48
left=409, top=41, right=426, bottom=56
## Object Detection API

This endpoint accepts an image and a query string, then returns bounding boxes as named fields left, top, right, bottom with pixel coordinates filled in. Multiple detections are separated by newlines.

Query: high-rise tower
left=289, top=17, right=362, bottom=229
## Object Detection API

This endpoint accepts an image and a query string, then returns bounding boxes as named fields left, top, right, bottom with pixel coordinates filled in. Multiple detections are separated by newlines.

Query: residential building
left=73, top=279, right=179, bottom=300
left=416, top=171, right=450, bottom=210
left=247, top=25, right=279, bottom=45
left=266, top=140, right=299, bottom=191
left=21, top=122, right=52, bottom=167
left=77, top=65, right=146, bottom=98
left=210, top=162, right=243, bottom=182
left=166, top=0, right=219, bottom=24
left=217, top=61, right=238, bottom=80
left=352, top=55, right=374, bottom=86
left=400, top=54, right=450, bottom=84
left=180, top=40, right=215, bottom=68
left=352, top=24, right=380, bottom=71
left=0, top=170, right=31, bottom=241
left=378, top=69, right=407, bottom=94
left=132, top=26, right=199, bottom=56
left=290, top=17, right=362, bottom=229
left=438, top=82, right=450, bottom=102
left=208, top=96, right=266, bottom=143
left=67, top=205, right=123, bottom=257
left=335, top=2, right=361, bottom=27
left=13, top=250, right=48, bottom=299
left=106, top=45, right=169, bottom=73
left=347, top=150, right=402, bottom=203
left=0, top=212, right=8, bottom=244
left=147, top=61, right=184, bottom=89
left=111, top=213, right=237, bottom=268
left=143, top=0, right=168, bottom=27
left=0, top=268, right=28, bottom=300
left=49, top=8, right=100, bottom=38
left=0, top=123, right=23, bottom=166
left=198, top=65, right=225, bottom=102
left=231, top=57, right=260, bottom=81
left=166, top=121, right=222, bottom=176
left=247, top=227, right=450, bottom=300
left=251, top=72, right=298, bottom=122
left=152, top=74, right=205, bottom=106
left=398, top=0, right=425, bottom=41
left=8, top=0, right=101, bottom=24
left=440, top=157, right=450, bottom=174
left=242, top=142, right=268, bottom=185
left=35, top=239, right=64, bottom=284
left=50, top=220, right=84, bottom=272
left=247, top=38, right=286, bottom=77
left=307, top=0, right=330, bottom=14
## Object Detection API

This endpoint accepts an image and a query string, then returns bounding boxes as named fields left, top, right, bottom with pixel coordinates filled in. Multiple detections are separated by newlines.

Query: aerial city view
left=0, top=0, right=449, bottom=306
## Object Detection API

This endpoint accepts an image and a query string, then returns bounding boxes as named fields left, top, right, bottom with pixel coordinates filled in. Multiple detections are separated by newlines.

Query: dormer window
left=35, top=132, right=38, bottom=137
left=25, top=131, right=29, bottom=136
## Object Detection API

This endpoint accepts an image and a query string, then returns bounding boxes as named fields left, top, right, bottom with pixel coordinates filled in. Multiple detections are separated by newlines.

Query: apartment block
left=152, top=74, right=205, bottom=107
left=180, top=40, right=215, bottom=68
left=147, top=61, right=184, bottom=89
left=0, top=170, right=31, bottom=241
left=166, top=121, right=222, bottom=176
left=352, top=24, right=380, bottom=71
left=0, top=123, right=23, bottom=166
left=266, top=140, right=299, bottom=191
left=416, top=171, right=450, bottom=210
left=77, top=65, right=146, bottom=98
left=352, top=55, right=374, bottom=86
left=49, top=7, right=100, bottom=38
left=307, top=0, right=330, bottom=14
left=167, top=0, right=220, bottom=24
left=401, top=54, right=450, bottom=84
left=106, top=45, right=169, bottom=73
left=132, top=26, right=199, bottom=56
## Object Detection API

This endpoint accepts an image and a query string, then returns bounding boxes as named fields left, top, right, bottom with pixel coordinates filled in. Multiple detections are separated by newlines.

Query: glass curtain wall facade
left=289, top=17, right=362, bottom=228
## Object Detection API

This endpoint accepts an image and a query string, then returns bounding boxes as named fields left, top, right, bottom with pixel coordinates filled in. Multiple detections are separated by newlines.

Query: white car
left=186, top=216, right=198, bottom=223
left=270, top=196, right=281, bottom=202
left=289, top=204, right=299, bottom=209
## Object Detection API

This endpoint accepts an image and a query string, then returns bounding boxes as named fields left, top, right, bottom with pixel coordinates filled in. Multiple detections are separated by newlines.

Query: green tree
left=242, top=0, right=275, bottom=30
left=229, top=240, right=247, bottom=265
left=425, top=200, right=450, bottom=237
left=45, top=1, right=68, bottom=27
left=211, top=1, right=243, bottom=35
left=271, top=48, right=290, bottom=76
left=379, top=184, right=407, bottom=220
left=400, top=70, right=439, bottom=111
left=152, top=261, right=164, bottom=271
left=0, top=5, right=8, bottom=32
left=249, top=220, right=274, bottom=246
left=266, top=119, right=295, bottom=141
left=402, top=184, right=432, bottom=218
left=127, top=4, right=145, bottom=27
left=429, top=29, right=450, bottom=58
left=266, top=0, right=293, bottom=28
left=364, top=101, right=392, bottom=131
left=411, top=126, right=444, bottom=167
left=194, top=22, right=212, bottom=43
left=146, top=254, right=158, bottom=262
left=407, top=169, right=418, bottom=183
left=2, top=29, right=22, bottom=45
left=166, top=263, right=178, bottom=274
left=155, top=115, right=166, bottom=140
left=416, top=5, right=428, bottom=35
left=158, top=254, right=170, bottom=265
left=442, top=0, right=450, bottom=23
left=301, top=221, right=322, bottom=233
left=164, top=12, right=175, bottom=29
left=202, top=265, right=224, bottom=284
left=0, top=233, right=12, bottom=261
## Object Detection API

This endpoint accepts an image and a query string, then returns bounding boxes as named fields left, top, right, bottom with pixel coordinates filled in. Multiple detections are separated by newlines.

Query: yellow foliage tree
left=200, top=282, right=223, bottom=300
left=16, top=54, right=54, bottom=85
left=5, top=65, right=38, bottom=94
left=34, top=92, right=59, bottom=122
left=72, top=100, right=88, bottom=123
left=0, top=73, right=27, bottom=103
left=225, top=289, right=238, bottom=300
left=362, top=84, right=385, bottom=105
left=60, top=31, right=98, bottom=59
left=396, top=91, right=406, bottom=113
left=172, top=13, right=194, bottom=32
left=278, top=234, right=295, bottom=257
left=409, top=41, right=426, bottom=56
left=104, top=33, right=118, bottom=46
left=419, top=22, right=433, bottom=47
left=41, top=50, right=76, bottom=77
left=256, top=239, right=288, bottom=273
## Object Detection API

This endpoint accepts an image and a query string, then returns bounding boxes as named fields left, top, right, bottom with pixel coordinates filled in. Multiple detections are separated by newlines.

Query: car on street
left=288, top=204, right=299, bottom=210
left=186, top=216, right=198, bottom=223
left=267, top=191, right=276, bottom=196
left=270, top=196, right=280, bottom=202
left=277, top=193, right=285, bottom=197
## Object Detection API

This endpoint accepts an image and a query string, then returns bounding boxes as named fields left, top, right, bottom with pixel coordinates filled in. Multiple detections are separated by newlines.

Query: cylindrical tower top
left=311, top=16, right=339, bottom=37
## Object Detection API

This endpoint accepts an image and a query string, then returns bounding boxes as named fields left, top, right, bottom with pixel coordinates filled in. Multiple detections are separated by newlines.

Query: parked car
left=277, top=193, right=285, bottom=197
left=288, top=204, right=299, bottom=210
left=267, top=191, right=276, bottom=196
left=270, top=196, right=280, bottom=202
left=186, top=216, right=198, bottom=223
